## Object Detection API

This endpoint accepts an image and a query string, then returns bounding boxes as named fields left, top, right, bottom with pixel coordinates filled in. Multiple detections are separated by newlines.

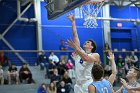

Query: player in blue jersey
left=88, top=51, right=117, bottom=93
left=123, top=84, right=140, bottom=92
left=116, top=67, right=140, bottom=93
left=121, top=83, right=140, bottom=92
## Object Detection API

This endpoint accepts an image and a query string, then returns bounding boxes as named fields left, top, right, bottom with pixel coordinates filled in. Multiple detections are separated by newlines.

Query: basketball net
left=80, top=0, right=105, bottom=28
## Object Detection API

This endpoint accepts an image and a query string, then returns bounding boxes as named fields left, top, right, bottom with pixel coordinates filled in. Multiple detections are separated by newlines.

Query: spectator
left=104, top=43, right=111, bottom=65
left=104, top=64, right=112, bottom=79
left=0, top=51, right=9, bottom=70
left=59, top=40, right=68, bottom=51
left=37, top=83, right=47, bottom=93
left=62, top=71, right=72, bottom=85
left=117, top=54, right=125, bottom=79
left=57, top=60, right=67, bottom=76
left=103, top=44, right=112, bottom=84
left=130, top=51, right=139, bottom=68
left=57, top=81, right=69, bottom=93
left=47, top=82, right=57, bottom=93
left=59, top=39, right=68, bottom=62
left=66, top=59, right=75, bottom=79
left=19, top=62, right=34, bottom=84
left=0, top=65, right=4, bottom=85
left=37, top=51, right=49, bottom=70
left=8, top=64, right=19, bottom=85
left=50, top=68, right=61, bottom=86
left=104, top=43, right=111, bottom=51
left=47, top=60, right=56, bottom=79
left=49, top=51, right=59, bottom=65
left=117, top=54, right=125, bottom=68
left=125, top=55, right=132, bottom=72
left=61, top=71, right=73, bottom=93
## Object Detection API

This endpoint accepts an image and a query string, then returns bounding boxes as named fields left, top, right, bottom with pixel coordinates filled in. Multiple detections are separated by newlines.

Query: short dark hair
left=91, top=64, right=104, bottom=80
left=133, top=67, right=140, bottom=79
left=88, top=39, right=96, bottom=53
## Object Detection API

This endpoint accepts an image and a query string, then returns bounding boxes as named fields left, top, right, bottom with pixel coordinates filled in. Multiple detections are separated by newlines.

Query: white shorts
left=74, top=79, right=93, bottom=93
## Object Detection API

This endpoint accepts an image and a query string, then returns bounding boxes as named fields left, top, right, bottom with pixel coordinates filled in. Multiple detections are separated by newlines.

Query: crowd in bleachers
left=1, top=41, right=140, bottom=93
left=37, top=50, right=75, bottom=93
left=36, top=40, right=76, bottom=93
left=103, top=43, right=139, bottom=82
left=0, top=48, right=75, bottom=93
left=104, top=51, right=139, bottom=82
left=0, top=62, right=34, bottom=85
left=0, top=51, right=35, bottom=85
left=36, top=48, right=140, bottom=93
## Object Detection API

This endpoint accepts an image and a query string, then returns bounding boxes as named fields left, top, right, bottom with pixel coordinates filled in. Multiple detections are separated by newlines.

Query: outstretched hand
left=67, top=39, right=81, bottom=51
left=67, top=14, right=75, bottom=22
left=71, top=52, right=77, bottom=60
left=120, top=78, right=132, bottom=90
left=120, top=78, right=131, bottom=89
left=67, top=39, right=77, bottom=49
left=107, top=51, right=115, bottom=62
left=120, top=78, right=127, bottom=87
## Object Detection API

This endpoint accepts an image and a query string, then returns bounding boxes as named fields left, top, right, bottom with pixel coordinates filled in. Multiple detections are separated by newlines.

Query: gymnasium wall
left=110, top=5, right=140, bottom=52
left=137, top=25, right=140, bottom=50
left=41, top=2, right=104, bottom=63
left=0, top=1, right=140, bottom=65
left=0, top=1, right=37, bottom=65
left=41, top=2, right=140, bottom=63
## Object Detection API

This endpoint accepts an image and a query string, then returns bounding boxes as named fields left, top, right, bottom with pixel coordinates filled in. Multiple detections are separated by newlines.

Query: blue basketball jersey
left=91, top=79, right=112, bottom=93
left=122, top=82, right=139, bottom=93
left=122, top=88, right=128, bottom=93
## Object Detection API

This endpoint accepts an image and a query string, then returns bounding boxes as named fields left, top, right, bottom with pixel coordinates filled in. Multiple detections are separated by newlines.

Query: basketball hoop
left=80, top=0, right=105, bottom=28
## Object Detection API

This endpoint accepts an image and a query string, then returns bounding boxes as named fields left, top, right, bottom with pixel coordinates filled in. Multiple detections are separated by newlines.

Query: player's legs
left=74, top=84, right=83, bottom=93
left=82, top=79, right=93, bottom=93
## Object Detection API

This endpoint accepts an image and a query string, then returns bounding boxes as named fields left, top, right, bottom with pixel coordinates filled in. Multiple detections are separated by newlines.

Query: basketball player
left=119, top=78, right=140, bottom=92
left=67, top=15, right=100, bottom=93
left=88, top=51, right=117, bottom=93
left=116, top=67, right=140, bottom=93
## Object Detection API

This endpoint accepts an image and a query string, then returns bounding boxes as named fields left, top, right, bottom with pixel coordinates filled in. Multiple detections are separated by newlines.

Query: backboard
left=45, top=0, right=90, bottom=20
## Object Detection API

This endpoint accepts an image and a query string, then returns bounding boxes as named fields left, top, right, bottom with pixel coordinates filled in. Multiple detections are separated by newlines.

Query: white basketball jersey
left=75, top=51, right=94, bottom=83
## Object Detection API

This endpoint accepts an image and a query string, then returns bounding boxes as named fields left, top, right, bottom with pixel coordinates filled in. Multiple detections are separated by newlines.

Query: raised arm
left=68, top=15, right=80, bottom=48
left=67, top=39, right=100, bottom=63
left=115, top=86, right=123, bottom=93
left=128, top=86, right=140, bottom=91
left=120, top=78, right=140, bottom=93
left=115, top=78, right=138, bottom=93
left=88, top=85, right=96, bottom=93
left=107, top=51, right=117, bottom=84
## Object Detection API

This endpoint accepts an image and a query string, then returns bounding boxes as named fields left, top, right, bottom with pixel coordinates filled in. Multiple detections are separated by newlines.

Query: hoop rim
left=85, top=0, right=105, bottom=5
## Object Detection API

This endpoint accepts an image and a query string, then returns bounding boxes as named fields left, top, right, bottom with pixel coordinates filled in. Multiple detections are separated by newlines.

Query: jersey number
left=101, top=87, right=108, bottom=93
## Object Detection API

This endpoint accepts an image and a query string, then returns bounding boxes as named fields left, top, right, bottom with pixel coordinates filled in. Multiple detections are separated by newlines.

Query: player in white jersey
left=67, top=15, right=100, bottom=93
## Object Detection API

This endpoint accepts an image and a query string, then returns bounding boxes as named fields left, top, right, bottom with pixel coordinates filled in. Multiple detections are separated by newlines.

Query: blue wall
left=110, top=5, right=140, bottom=51
left=137, top=24, right=140, bottom=50
left=0, top=1, right=140, bottom=65
left=41, top=2, right=104, bottom=63
left=0, top=1, right=37, bottom=65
